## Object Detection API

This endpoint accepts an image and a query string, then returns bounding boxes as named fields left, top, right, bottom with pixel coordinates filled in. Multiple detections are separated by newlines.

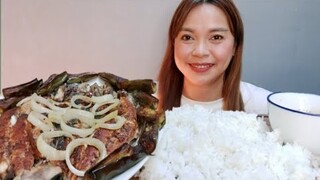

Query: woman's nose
left=192, top=41, right=209, bottom=57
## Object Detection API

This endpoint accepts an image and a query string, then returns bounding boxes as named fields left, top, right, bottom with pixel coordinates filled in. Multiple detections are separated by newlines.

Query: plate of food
left=0, top=71, right=165, bottom=179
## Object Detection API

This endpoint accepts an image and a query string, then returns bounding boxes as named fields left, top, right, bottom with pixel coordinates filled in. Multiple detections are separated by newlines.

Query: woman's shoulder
left=240, top=81, right=272, bottom=114
left=240, top=81, right=272, bottom=95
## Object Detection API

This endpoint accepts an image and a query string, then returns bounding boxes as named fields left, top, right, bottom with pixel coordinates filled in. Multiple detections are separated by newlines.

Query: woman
left=157, top=0, right=271, bottom=114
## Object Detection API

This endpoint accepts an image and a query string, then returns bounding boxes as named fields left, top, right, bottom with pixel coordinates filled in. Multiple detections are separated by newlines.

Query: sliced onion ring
left=91, top=94, right=114, bottom=103
left=31, top=99, right=53, bottom=114
left=65, top=138, right=107, bottom=177
left=60, top=118, right=95, bottom=138
left=91, top=99, right=119, bottom=116
left=31, top=93, right=67, bottom=113
left=16, top=96, right=32, bottom=107
left=47, top=112, right=63, bottom=124
left=48, top=99, right=70, bottom=108
left=27, top=111, right=53, bottom=131
left=63, top=108, right=95, bottom=126
left=70, top=95, right=92, bottom=109
left=95, top=115, right=126, bottom=130
left=94, top=110, right=118, bottom=124
left=37, top=131, right=73, bottom=161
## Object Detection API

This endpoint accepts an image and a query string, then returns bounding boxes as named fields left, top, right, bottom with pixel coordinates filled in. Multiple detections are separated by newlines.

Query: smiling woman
left=157, top=0, right=271, bottom=114
left=174, top=4, right=236, bottom=102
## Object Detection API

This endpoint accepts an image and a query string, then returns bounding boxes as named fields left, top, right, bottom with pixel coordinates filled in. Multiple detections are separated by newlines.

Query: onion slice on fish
left=91, top=99, right=119, bottom=116
left=37, top=131, right=74, bottom=161
left=27, top=111, right=54, bottom=131
left=65, top=138, right=107, bottom=177
left=95, top=115, right=127, bottom=130
left=31, top=93, right=67, bottom=113
left=16, top=96, right=32, bottom=107
left=47, top=112, right=63, bottom=124
left=70, top=95, right=92, bottom=109
left=94, top=110, right=118, bottom=124
left=62, top=108, right=95, bottom=126
left=60, top=118, right=95, bottom=138
left=91, top=94, right=114, bottom=103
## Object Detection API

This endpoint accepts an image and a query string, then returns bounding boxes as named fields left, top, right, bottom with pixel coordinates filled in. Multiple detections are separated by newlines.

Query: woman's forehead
left=182, top=4, right=230, bottom=31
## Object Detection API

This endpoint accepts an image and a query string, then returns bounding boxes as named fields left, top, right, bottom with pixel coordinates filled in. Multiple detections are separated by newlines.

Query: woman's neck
left=182, top=78, right=223, bottom=102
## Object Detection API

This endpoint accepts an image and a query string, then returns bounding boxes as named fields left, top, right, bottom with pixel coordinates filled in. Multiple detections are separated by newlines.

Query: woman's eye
left=211, top=35, right=223, bottom=40
left=181, top=35, right=193, bottom=41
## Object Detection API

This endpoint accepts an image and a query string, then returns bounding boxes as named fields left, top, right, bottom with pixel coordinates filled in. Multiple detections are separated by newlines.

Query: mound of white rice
left=139, top=105, right=320, bottom=180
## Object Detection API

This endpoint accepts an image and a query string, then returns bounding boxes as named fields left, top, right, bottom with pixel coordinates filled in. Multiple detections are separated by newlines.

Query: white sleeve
left=240, top=81, right=272, bottom=115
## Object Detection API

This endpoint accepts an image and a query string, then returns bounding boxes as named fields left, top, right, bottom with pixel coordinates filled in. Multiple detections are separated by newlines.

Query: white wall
left=1, top=0, right=320, bottom=95
left=1, top=0, right=180, bottom=88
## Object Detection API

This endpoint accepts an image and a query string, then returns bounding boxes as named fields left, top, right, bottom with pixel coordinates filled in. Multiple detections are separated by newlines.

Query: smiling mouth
left=189, top=63, right=214, bottom=72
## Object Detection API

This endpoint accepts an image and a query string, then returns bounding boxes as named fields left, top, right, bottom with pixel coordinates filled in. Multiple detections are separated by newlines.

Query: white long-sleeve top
left=180, top=81, right=272, bottom=115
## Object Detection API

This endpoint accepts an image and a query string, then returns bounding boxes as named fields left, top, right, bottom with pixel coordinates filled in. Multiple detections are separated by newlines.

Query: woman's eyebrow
left=180, top=27, right=229, bottom=33
left=180, top=27, right=194, bottom=33
left=209, top=28, right=229, bottom=32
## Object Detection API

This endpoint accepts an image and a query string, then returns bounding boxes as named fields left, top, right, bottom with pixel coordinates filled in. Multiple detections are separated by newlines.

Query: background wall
left=235, top=0, right=320, bottom=94
left=1, top=0, right=320, bottom=95
left=1, top=0, right=180, bottom=88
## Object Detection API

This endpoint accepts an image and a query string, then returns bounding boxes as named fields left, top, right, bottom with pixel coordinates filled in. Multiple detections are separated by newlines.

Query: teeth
left=192, top=64, right=211, bottom=69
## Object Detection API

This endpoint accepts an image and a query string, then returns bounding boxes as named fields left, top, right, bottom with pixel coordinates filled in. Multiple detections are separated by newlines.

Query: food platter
left=0, top=72, right=165, bottom=179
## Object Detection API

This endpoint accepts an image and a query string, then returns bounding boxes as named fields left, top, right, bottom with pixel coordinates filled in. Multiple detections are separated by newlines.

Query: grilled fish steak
left=0, top=108, right=35, bottom=179
left=65, top=96, right=138, bottom=179
left=0, top=72, right=164, bottom=180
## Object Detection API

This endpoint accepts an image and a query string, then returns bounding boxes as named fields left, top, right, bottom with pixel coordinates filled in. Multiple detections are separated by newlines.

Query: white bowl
left=267, top=92, right=320, bottom=155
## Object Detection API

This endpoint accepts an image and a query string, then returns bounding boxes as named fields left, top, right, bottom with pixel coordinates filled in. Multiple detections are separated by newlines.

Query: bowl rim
left=267, top=92, right=320, bottom=117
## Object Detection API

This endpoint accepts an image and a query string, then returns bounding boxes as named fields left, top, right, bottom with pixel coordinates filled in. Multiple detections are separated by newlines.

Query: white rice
left=139, top=105, right=320, bottom=180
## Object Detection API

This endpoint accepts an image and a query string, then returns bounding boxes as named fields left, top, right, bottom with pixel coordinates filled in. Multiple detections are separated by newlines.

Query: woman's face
left=174, top=4, right=235, bottom=88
